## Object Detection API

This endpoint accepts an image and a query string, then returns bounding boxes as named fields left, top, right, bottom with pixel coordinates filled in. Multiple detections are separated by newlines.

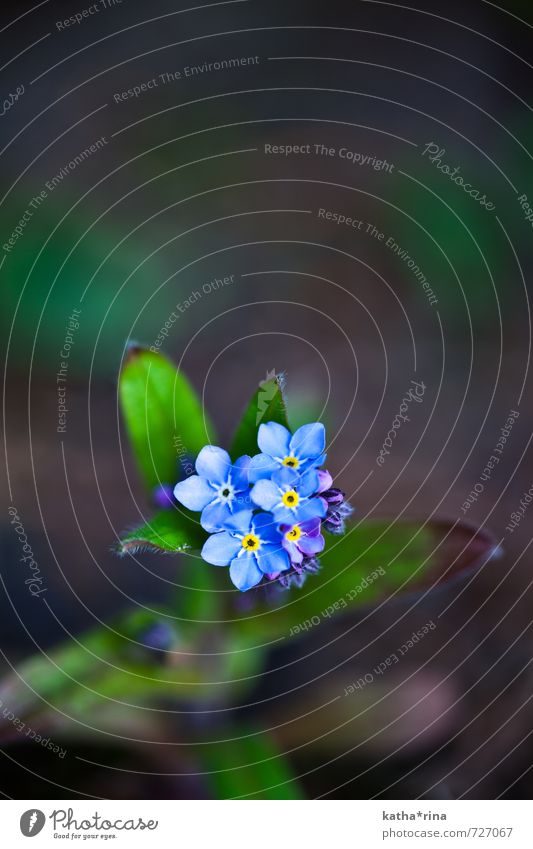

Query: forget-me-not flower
left=201, top=510, right=290, bottom=591
left=173, top=446, right=251, bottom=532
left=250, top=466, right=327, bottom=524
left=249, top=421, right=326, bottom=483
left=280, top=516, right=325, bottom=565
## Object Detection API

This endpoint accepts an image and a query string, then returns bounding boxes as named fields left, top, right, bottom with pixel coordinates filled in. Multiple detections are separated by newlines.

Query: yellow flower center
left=282, top=455, right=300, bottom=469
left=285, top=525, right=302, bottom=542
left=282, top=490, right=299, bottom=508
left=241, top=533, right=260, bottom=552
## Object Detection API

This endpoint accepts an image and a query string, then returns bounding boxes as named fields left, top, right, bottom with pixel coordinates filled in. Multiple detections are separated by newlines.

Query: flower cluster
left=173, top=422, right=352, bottom=591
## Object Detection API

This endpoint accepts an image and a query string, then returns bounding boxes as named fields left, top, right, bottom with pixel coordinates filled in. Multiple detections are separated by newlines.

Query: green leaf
left=230, top=371, right=289, bottom=459
left=234, top=518, right=500, bottom=642
left=0, top=607, right=237, bottom=741
left=202, top=728, right=304, bottom=799
left=119, top=345, right=213, bottom=493
left=118, top=508, right=205, bottom=555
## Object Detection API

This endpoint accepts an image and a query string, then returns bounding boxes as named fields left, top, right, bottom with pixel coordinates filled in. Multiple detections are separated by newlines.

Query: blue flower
left=280, top=517, right=325, bottom=565
left=201, top=510, right=290, bottom=591
left=173, top=446, right=251, bottom=532
left=250, top=466, right=327, bottom=524
left=249, top=421, right=326, bottom=483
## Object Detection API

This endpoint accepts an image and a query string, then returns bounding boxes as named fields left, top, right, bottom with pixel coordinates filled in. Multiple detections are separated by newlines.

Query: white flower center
left=216, top=480, right=235, bottom=504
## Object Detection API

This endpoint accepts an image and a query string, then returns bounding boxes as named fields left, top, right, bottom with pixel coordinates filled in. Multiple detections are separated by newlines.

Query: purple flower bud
left=317, top=469, right=333, bottom=493
left=302, top=556, right=321, bottom=574
left=268, top=553, right=322, bottom=590
left=323, top=500, right=353, bottom=535
left=321, top=487, right=345, bottom=505
left=278, top=570, right=307, bottom=589
left=153, top=483, right=175, bottom=509
left=319, top=481, right=354, bottom=535
left=233, top=592, right=258, bottom=613
left=140, top=622, right=176, bottom=653
left=323, top=516, right=346, bottom=535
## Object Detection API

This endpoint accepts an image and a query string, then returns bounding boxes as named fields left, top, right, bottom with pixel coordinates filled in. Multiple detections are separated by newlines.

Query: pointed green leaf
left=119, top=345, right=213, bottom=493
left=0, top=607, right=233, bottom=741
left=234, top=519, right=500, bottom=641
left=118, top=509, right=205, bottom=555
left=230, top=372, right=289, bottom=459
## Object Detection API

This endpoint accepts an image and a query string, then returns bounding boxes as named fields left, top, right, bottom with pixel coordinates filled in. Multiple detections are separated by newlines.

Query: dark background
left=1, top=0, right=533, bottom=798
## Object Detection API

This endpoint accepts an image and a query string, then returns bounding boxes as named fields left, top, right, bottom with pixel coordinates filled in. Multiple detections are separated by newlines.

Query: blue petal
left=299, top=452, right=327, bottom=472
left=229, top=554, right=264, bottom=591
left=271, top=504, right=300, bottom=525
left=257, top=422, right=291, bottom=458
left=231, top=491, right=252, bottom=512
left=222, top=509, right=253, bottom=535
left=290, top=422, right=325, bottom=460
left=272, top=466, right=300, bottom=488
left=298, top=468, right=319, bottom=497
left=299, top=531, right=325, bottom=556
left=230, top=455, right=251, bottom=491
left=252, top=511, right=281, bottom=543
left=282, top=538, right=304, bottom=565
left=195, top=445, right=231, bottom=484
left=201, top=531, right=241, bottom=566
left=256, top=544, right=290, bottom=574
left=250, top=479, right=280, bottom=511
left=293, top=497, right=327, bottom=522
left=173, top=475, right=214, bottom=511
left=200, top=501, right=232, bottom=533
left=248, top=453, right=279, bottom=483
left=300, top=517, right=322, bottom=536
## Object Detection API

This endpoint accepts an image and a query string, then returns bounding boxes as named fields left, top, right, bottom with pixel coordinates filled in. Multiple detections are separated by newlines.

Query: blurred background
left=2, top=0, right=533, bottom=799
